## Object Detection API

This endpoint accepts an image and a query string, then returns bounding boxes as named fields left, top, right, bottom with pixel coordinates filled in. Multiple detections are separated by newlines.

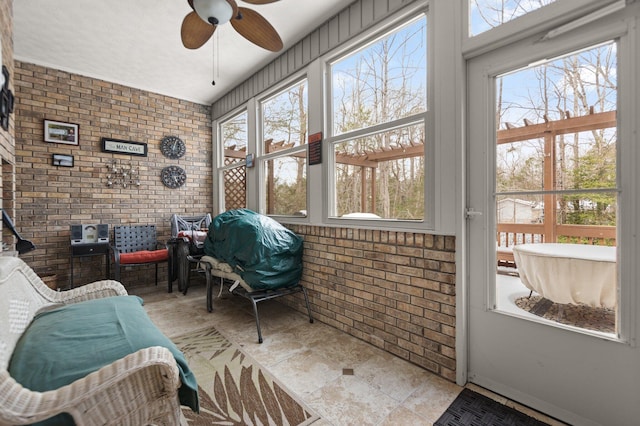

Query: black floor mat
left=435, top=388, right=551, bottom=426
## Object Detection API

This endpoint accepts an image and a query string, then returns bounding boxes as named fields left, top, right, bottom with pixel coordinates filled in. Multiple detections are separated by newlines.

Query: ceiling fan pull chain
left=211, top=33, right=217, bottom=86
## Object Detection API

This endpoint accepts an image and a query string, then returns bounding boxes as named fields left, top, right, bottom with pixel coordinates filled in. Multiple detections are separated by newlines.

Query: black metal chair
left=111, top=225, right=170, bottom=291
left=168, top=214, right=212, bottom=294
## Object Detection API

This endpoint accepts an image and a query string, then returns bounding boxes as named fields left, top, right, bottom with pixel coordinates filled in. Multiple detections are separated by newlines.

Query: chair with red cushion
left=112, top=225, right=170, bottom=291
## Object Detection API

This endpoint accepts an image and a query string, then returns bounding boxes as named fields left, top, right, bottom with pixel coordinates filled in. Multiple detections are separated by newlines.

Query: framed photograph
left=44, top=119, right=79, bottom=145
left=52, top=154, right=74, bottom=167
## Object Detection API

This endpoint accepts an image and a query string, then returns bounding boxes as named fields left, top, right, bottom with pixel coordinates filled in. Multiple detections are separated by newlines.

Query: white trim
left=618, top=14, right=639, bottom=346
left=539, top=0, right=625, bottom=41
left=462, top=0, right=621, bottom=59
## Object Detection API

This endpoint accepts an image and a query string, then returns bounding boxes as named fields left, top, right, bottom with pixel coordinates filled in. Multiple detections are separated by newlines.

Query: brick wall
left=286, top=225, right=457, bottom=381
left=13, top=62, right=213, bottom=288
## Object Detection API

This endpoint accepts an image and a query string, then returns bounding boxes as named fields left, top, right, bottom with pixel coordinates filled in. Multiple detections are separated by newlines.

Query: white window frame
left=255, top=73, right=310, bottom=218
left=323, top=8, right=433, bottom=231
left=214, top=106, right=250, bottom=214
left=462, top=0, right=622, bottom=59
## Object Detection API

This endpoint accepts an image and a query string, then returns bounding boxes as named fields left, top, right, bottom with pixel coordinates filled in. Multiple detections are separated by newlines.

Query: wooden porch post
left=543, top=133, right=557, bottom=243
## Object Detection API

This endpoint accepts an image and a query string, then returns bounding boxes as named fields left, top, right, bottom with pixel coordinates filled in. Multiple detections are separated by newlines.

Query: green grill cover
left=204, top=209, right=303, bottom=290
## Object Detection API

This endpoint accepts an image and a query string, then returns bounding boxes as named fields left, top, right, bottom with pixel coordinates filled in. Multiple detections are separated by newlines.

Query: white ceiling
left=14, top=0, right=348, bottom=105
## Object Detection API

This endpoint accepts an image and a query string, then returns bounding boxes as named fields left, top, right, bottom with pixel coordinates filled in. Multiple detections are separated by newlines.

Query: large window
left=259, top=79, right=308, bottom=216
left=328, top=15, right=427, bottom=220
left=494, top=42, right=619, bottom=335
left=219, top=111, right=248, bottom=210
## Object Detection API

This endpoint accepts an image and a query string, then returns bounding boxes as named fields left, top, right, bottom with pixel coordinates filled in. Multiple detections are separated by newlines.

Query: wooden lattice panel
left=224, top=161, right=246, bottom=209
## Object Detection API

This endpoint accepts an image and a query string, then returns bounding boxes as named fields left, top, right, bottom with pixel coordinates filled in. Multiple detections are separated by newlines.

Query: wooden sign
left=308, top=132, right=322, bottom=165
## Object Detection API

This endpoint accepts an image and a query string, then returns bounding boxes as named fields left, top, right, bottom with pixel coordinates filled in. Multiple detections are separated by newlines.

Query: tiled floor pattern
left=131, top=279, right=565, bottom=426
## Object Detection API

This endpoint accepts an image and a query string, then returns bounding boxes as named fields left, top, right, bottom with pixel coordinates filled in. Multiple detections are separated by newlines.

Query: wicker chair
left=112, top=224, right=170, bottom=291
left=0, top=256, right=183, bottom=425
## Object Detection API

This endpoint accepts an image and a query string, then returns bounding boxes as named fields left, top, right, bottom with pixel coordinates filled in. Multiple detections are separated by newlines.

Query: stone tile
left=378, top=406, right=433, bottom=426
left=267, top=349, right=344, bottom=396
left=298, top=326, right=379, bottom=366
left=402, top=375, right=462, bottom=423
left=357, top=350, right=433, bottom=401
left=306, top=375, right=398, bottom=426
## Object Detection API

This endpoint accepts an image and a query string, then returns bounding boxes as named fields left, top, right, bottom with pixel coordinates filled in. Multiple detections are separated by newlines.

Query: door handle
left=465, top=208, right=483, bottom=219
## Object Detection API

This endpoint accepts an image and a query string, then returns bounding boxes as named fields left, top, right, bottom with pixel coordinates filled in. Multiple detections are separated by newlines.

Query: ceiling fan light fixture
left=193, top=0, right=233, bottom=26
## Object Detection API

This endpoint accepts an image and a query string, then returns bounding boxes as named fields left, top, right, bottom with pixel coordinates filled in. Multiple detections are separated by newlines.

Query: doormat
left=434, top=388, right=550, bottom=426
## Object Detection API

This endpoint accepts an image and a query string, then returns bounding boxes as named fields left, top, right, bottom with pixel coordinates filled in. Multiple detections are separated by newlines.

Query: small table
left=69, top=243, right=110, bottom=288
left=512, top=243, right=617, bottom=309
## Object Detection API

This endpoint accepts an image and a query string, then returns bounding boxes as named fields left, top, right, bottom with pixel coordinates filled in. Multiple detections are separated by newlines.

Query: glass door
left=466, top=14, right=639, bottom=426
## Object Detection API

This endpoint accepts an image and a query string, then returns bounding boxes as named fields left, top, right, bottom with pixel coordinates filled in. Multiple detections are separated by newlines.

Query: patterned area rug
left=172, top=327, right=320, bottom=425
left=435, top=388, right=549, bottom=426
left=515, top=295, right=615, bottom=334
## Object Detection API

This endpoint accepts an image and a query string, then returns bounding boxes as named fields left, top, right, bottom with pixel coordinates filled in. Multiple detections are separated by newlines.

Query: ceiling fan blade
left=181, top=11, right=215, bottom=49
left=241, top=0, right=280, bottom=4
left=231, top=7, right=283, bottom=52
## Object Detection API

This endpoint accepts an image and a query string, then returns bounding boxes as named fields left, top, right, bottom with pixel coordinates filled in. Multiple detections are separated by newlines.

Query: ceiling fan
left=181, top=0, right=284, bottom=52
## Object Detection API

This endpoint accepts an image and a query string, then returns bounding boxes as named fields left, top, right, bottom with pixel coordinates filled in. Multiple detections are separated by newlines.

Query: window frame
left=462, top=0, right=622, bottom=59
left=255, top=73, right=310, bottom=218
left=323, top=9, right=432, bottom=229
left=214, top=107, right=250, bottom=213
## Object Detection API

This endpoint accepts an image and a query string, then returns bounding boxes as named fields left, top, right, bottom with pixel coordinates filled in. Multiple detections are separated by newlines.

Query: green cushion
left=8, top=295, right=198, bottom=424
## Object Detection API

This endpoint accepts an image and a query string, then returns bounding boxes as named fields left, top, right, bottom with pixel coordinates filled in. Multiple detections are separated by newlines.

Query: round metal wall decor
left=160, top=165, right=187, bottom=189
left=160, top=135, right=186, bottom=159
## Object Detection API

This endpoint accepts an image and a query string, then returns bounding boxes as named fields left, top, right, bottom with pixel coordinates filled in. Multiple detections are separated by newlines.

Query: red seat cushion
left=119, top=249, right=169, bottom=264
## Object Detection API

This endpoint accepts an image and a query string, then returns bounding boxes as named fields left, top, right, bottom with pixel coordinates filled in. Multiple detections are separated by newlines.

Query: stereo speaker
left=70, top=225, right=83, bottom=244
left=97, top=224, right=109, bottom=243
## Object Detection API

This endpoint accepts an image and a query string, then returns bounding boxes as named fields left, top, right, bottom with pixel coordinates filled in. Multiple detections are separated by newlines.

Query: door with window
left=467, top=13, right=639, bottom=426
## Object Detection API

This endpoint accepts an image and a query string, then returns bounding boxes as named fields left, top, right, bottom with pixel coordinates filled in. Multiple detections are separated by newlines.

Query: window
left=494, top=42, right=619, bottom=335
left=469, top=0, right=557, bottom=36
left=328, top=15, right=427, bottom=220
left=219, top=111, right=248, bottom=210
left=259, top=79, right=308, bottom=216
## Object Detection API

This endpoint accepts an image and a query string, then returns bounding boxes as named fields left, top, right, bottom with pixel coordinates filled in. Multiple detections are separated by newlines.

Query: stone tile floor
left=130, top=278, right=565, bottom=426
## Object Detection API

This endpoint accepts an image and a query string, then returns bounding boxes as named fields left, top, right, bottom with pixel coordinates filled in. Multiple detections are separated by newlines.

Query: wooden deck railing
left=496, top=223, right=616, bottom=267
